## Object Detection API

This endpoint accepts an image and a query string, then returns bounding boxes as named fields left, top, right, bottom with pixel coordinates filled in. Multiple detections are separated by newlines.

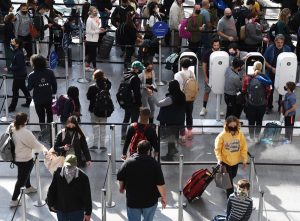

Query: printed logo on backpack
left=93, top=88, right=114, bottom=117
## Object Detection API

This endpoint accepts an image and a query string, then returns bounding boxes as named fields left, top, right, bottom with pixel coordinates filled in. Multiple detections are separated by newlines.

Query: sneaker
left=9, top=200, right=21, bottom=207
left=186, top=130, right=193, bottom=140
left=152, top=57, right=158, bottom=63
left=178, top=137, right=186, bottom=146
left=89, top=146, right=98, bottom=150
left=21, top=103, right=30, bottom=108
left=100, top=146, right=107, bottom=151
left=200, top=107, right=207, bottom=116
left=220, top=111, right=224, bottom=116
left=86, top=67, right=94, bottom=72
left=24, top=186, right=37, bottom=194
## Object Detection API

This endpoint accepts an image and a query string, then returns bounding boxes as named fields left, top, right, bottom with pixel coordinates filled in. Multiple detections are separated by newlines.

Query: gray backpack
left=247, top=77, right=266, bottom=106
left=0, top=125, right=15, bottom=162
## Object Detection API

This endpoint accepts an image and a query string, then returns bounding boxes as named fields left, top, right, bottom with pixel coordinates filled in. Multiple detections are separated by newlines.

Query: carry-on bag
left=214, top=165, right=233, bottom=190
left=260, top=122, right=282, bottom=143
left=183, top=165, right=220, bottom=202
left=98, top=35, right=114, bottom=59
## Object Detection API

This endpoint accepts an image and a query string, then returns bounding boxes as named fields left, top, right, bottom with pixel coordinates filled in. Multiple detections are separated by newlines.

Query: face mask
left=93, top=12, right=98, bottom=16
left=67, top=127, right=76, bottom=131
left=226, top=15, right=232, bottom=19
left=146, top=68, right=152, bottom=72
left=284, top=86, right=288, bottom=91
left=21, top=11, right=28, bottom=15
left=121, top=4, right=128, bottom=8
left=195, top=10, right=200, bottom=14
left=229, top=52, right=237, bottom=57
left=228, top=126, right=238, bottom=132
left=10, top=44, right=16, bottom=51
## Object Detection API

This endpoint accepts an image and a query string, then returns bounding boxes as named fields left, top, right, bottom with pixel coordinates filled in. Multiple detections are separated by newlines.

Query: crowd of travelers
left=1, top=0, right=299, bottom=220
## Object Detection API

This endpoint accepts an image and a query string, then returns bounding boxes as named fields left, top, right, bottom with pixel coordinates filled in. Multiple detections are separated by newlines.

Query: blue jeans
left=127, top=203, right=157, bottom=221
left=57, top=210, right=84, bottom=221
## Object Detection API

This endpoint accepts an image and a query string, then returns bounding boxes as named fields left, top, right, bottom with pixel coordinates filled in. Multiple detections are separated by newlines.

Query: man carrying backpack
left=174, top=58, right=198, bottom=142
left=118, top=61, right=143, bottom=140
left=122, top=107, right=159, bottom=160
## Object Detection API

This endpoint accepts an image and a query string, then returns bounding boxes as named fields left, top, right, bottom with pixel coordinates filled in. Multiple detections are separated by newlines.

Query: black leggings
left=12, top=159, right=34, bottom=200
left=86, top=42, right=97, bottom=68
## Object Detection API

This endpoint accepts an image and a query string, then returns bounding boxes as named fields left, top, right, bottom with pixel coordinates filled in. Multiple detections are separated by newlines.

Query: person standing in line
left=214, top=115, right=248, bottom=198
left=174, top=58, right=196, bottom=142
left=3, top=13, right=15, bottom=69
left=121, top=61, right=143, bottom=140
left=122, top=107, right=159, bottom=160
left=6, top=38, right=32, bottom=112
left=46, top=154, right=92, bottom=221
left=168, top=0, right=184, bottom=53
left=10, top=112, right=48, bottom=207
left=14, top=3, right=33, bottom=62
left=85, top=6, right=107, bottom=72
left=61, top=86, right=81, bottom=124
left=87, top=69, right=112, bottom=150
left=117, top=140, right=167, bottom=221
left=199, top=38, right=221, bottom=116
left=139, top=61, right=157, bottom=124
left=281, top=82, right=297, bottom=143
left=224, top=58, right=245, bottom=119
left=27, top=54, right=57, bottom=131
left=264, top=34, right=291, bottom=114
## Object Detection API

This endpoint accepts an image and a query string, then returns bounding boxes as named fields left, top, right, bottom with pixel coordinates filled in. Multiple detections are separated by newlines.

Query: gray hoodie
left=15, top=12, right=31, bottom=37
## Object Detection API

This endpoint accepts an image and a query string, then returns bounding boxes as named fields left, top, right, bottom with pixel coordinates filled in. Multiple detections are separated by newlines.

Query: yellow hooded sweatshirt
left=214, top=129, right=248, bottom=166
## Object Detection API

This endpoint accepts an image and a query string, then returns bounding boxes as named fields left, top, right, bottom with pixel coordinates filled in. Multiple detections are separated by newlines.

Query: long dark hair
left=65, top=116, right=85, bottom=139
left=126, top=11, right=136, bottom=28
left=67, top=86, right=81, bottom=112
left=14, top=112, right=28, bottom=130
left=167, top=80, right=185, bottom=106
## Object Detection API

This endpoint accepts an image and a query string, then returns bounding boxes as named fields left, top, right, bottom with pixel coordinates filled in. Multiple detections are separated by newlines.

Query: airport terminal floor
left=1, top=0, right=300, bottom=221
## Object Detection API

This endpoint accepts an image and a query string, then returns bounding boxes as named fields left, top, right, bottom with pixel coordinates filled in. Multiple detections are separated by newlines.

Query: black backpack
left=116, top=74, right=135, bottom=109
left=93, top=88, right=114, bottom=117
left=115, top=22, right=125, bottom=45
left=247, top=77, right=266, bottom=106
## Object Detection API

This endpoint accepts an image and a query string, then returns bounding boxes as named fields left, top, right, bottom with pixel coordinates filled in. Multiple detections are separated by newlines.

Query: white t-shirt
left=174, top=69, right=196, bottom=91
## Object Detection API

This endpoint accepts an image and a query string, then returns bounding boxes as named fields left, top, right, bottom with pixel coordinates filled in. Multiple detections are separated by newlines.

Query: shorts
left=204, top=81, right=211, bottom=93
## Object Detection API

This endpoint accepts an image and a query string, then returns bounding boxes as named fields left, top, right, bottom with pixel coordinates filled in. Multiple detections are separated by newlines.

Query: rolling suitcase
left=98, top=35, right=114, bottom=59
left=183, top=165, right=220, bottom=202
left=260, top=122, right=282, bottom=144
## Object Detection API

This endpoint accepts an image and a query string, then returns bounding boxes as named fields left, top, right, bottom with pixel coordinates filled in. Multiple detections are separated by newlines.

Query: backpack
left=29, top=22, right=40, bottom=39
left=214, top=0, right=227, bottom=11
left=93, top=88, right=114, bottom=117
left=129, top=123, right=149, bottom=155
left=178, top=18, right=192, bottom=39
left=268, top=23, right=277, bottom=42
left=181, top=71, right=199, bottom=101
left=64, top=0, right=75, bottom=7
left=247, top=77, right=266, bottom=106
left=116, top=74, right=135, bottom=109
left=165, top=53, right=179, bottom=70
left=0, top=125, right=15, bottom=162
left=52, top=95, right=72, bottom=116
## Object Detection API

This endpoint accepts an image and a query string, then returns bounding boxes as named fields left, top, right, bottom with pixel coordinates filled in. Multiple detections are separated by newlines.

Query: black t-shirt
left=117, top=154, right=165, bottom=208
left=272, top=47, right=283, bottom=67
left=123, top=123, right=159, bottom=155
left=202, top=49, right=214, bottom=78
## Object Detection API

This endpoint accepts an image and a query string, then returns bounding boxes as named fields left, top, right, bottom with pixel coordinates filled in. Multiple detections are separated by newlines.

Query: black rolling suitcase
left=260, top=122, right=282, bottom=144
left=98, top=35, right=114, bottom=59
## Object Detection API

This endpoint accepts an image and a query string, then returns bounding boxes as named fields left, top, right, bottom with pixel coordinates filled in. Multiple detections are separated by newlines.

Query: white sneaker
left=9, top=200, right=21, bottom=207
left=200, top=107, right=207, bottom=116
left=152, top=57, right=158, bottom=62
left=220, top=111, right=224, bottom=116
left=24, top=186, right=37, bottom=194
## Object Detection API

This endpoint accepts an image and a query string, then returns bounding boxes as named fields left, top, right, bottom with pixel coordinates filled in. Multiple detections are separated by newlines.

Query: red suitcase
left=183, top=165, right=220, bottom=202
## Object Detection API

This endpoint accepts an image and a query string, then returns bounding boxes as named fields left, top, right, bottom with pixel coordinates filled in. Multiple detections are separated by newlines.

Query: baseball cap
left=64, top=154, right=77, bottom=167
left=131, top=61, right=145, bottom=71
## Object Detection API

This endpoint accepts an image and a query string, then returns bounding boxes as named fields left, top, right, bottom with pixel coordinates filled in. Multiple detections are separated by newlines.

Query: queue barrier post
left=0, top=74, right=13, bottom=122
left=106, top=153, right=116, bottom=208
left=34, top=153, right=46, bottom=207
left=110, top=125, right=116, bottom=174
left=21, top=187, right=27, bottom=221
left=101, top=188, right=107, bottom=221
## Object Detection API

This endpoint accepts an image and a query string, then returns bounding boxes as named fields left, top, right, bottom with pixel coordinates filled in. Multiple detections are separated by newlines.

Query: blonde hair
left=279, top=8, right=291, bottom=25
left=253, top=61, right=262, bottom=73
left=88, top=6, right=97, bottom=16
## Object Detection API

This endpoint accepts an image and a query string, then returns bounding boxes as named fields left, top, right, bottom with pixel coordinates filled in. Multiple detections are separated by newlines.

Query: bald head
left=202, top=0, right=209, bottom=8
left=224, top=8, right=232, bottom=15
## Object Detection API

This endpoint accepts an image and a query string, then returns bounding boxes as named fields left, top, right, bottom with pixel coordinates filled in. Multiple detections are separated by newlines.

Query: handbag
left=214, top=165, right=233, bottom=190
left=44, top=147, right=65, bottom=175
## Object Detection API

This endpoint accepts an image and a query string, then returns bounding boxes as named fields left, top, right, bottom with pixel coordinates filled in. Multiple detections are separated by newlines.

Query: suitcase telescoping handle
left=211, top=164, right=221, bottom=177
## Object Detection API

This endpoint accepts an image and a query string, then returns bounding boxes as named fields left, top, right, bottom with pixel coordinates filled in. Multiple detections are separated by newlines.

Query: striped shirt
left=227, top=193, right=253, bottom=221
